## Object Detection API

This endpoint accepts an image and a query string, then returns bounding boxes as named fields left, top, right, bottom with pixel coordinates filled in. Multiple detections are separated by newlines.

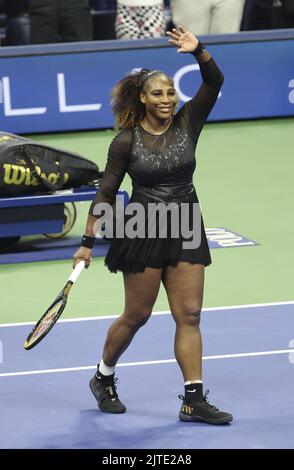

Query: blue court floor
left=1, top=302, right=294, bottom=449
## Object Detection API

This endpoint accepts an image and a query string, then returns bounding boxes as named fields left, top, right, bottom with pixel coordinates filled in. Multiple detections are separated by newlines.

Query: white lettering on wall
left=57, top=73, right=102, bottom=113
left=173, top=64, right=222, bottom=102
left=2, top=77, right=47, bottom=116
left=0, top=74, right=102, bottom=116
left=288, top=79, right=294, bottom=104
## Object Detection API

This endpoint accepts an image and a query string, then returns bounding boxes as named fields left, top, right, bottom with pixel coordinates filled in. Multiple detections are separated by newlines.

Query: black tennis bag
left=0, top=131, right=103, bottom=196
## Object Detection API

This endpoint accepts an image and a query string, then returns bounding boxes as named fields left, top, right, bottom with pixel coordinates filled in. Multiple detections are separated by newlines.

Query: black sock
left=185, top=383, right=203, bottom=402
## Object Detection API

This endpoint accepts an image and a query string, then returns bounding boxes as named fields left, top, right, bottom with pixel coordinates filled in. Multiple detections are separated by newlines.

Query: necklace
left=140, top=117, right=172, bottom=135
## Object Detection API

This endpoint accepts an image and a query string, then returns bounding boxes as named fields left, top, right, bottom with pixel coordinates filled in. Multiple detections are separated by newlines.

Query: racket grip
left=68, top=260, right=85, bottom=283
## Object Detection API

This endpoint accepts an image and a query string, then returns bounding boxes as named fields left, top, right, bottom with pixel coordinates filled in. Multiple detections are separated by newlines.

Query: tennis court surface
left=1, top=302, right=294, bottom=449
left=1, top=119, right=294, bottom=450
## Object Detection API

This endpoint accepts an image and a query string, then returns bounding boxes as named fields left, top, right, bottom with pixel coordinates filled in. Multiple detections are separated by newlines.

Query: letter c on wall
left=289, top=79, right=294, bottom=104
left=173, top=63, right=222, bottom=103
left=173, top=64, right=200, bottom=103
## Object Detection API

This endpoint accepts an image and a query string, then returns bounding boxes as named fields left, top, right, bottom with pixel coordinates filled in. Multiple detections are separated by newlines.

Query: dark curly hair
left=111, top=68, right=174, bottom=129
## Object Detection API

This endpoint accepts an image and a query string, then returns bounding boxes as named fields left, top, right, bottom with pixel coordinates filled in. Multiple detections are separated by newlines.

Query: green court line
left=1, top=118, right=293, bottom=323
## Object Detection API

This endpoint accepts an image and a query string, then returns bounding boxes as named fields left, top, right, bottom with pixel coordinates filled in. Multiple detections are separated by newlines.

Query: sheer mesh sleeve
left=89, top=128, right=132, bottom=215
left=176, top=56, right=224, bottom=138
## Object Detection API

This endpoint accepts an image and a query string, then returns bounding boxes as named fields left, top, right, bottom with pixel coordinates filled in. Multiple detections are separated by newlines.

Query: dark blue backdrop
left=0, top=31, right=294, bottom=134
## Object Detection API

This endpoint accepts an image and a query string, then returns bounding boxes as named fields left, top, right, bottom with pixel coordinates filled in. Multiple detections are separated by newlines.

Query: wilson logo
left=2, top=164, right=69, bottom=187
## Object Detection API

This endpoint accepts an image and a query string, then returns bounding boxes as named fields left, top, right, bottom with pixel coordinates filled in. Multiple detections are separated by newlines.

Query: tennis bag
left=0, top=131, right=103, bottom=196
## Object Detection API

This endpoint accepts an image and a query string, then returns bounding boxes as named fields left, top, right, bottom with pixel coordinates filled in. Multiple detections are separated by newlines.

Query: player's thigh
left=162, top=262, right=204, bottom=323
left=123, top=267, right=163, bottom=323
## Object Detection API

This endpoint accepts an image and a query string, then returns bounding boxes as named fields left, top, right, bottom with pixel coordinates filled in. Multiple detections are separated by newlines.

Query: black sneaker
left=89, top=373, right=126, bottom=414
left=179, top=390, right=233, bottom=425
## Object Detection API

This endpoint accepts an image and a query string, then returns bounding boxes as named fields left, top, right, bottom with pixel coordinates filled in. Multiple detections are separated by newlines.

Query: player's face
left=140, top=75, right=177, bottom=121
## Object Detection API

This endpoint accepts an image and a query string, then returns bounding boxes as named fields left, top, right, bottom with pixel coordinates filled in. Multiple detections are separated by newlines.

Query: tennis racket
left=24, top=260, right=85, bottom=350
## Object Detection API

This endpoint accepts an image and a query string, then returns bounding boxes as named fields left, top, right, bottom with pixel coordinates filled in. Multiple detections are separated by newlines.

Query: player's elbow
left=214, top=72, right=224, bottom=90
left=205, top=72, right=224, bottom=91
left=218, top=72, right=224, bottom=88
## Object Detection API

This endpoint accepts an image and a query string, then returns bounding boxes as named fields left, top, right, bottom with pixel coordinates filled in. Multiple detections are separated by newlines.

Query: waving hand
left=166, top=26, right=199, bottom=53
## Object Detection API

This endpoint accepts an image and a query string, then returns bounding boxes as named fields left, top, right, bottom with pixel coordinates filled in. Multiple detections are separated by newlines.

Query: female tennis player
left=73, top=26, right=233, bottom=425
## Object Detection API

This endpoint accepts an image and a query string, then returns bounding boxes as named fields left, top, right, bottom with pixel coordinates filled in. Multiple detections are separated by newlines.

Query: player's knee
left=123, top=307, right=152, bottom=330
left=176, top=306, right=202, bottom=327
left=187, top=307, right=201, bottom=327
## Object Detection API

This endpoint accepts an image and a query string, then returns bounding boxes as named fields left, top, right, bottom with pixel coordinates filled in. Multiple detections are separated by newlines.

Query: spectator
left=170, top=0, right=245, bottom=35
left=90, top=0, right=117, bottom=10
left=3, top=0, right=30, bottom=45
left=115, top=0, right=166, bottom=39
left=29, top=0, right=93, bottom=44
left=242, top=0, right=294, bottom=30
left=164, top=0, right=173, bottom=30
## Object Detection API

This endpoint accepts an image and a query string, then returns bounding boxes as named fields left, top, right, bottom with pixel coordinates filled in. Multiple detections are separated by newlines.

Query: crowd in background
left=0, top=0, right=293, bottom=47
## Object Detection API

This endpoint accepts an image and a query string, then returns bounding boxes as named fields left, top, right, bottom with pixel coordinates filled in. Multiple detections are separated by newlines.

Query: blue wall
left=0, top=30, right=294, bottom=134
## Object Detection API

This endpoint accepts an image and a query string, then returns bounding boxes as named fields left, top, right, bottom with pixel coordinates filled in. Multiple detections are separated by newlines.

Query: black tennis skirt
left=104, top=184, right=211, bottom=274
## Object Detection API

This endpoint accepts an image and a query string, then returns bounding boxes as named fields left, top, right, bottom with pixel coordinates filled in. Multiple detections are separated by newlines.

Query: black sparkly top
left=91, top=55, right=224, bottom=209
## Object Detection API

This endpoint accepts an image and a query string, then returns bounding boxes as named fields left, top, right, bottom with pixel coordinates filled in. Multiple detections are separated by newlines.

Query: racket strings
left=34, top=300, right=63, bottom=336
left=25, top=298, right=65, bottom=348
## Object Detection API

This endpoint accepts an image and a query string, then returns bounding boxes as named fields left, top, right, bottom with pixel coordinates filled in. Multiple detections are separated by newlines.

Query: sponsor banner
left=0, top=35, right=294, bottom=134
left=205, top=227, right=258, bottom=249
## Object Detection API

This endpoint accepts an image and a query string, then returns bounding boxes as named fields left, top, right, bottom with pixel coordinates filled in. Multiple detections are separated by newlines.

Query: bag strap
left=20, top=146, right=66, bottom=191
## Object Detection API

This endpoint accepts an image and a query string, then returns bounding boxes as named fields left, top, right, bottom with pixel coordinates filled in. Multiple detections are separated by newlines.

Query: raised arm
left=73, top=129, right=131, bottom=267
left=167, top=26, right=224, bottom=135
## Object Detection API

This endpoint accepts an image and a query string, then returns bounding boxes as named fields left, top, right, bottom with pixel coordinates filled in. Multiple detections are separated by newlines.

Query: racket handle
left=68, top=260, right=85, bottom=283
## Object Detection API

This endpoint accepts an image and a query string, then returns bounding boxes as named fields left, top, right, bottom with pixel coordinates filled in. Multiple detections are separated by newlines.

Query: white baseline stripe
left=1, top=348, right=293, bottom=378
left=1, top=300, right=294, bottom=328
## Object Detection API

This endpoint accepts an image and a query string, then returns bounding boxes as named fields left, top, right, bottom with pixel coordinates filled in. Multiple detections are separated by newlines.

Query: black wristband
left=191, top=41, right=205, bottom=58
left=81, top=234, right=95, bottom=249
